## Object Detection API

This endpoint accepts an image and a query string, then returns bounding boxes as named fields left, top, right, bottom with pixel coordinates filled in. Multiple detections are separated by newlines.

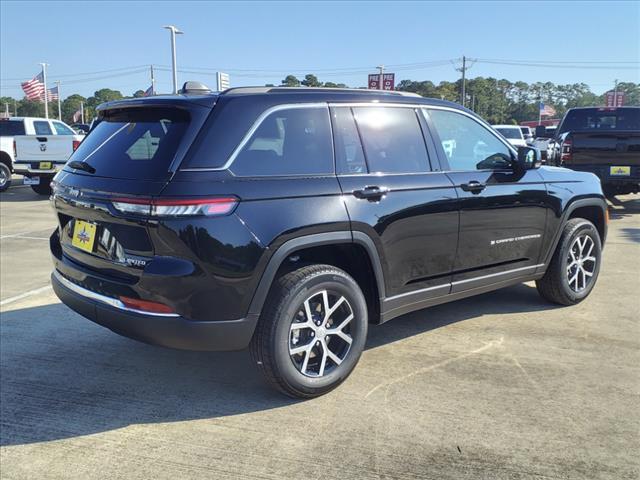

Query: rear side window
left=33, top=121, right=52, bottom=135
left=69, top=108, right=190, bottom=180
left=52, top=122, right=75, bottom=135
left=230, top=107, right=333, bottom=176
left=495, top=127, right=522, bottom=139
left=352, top=107, right=430, bottom=174
left=0, top=120, right=26, bottom=136
left=559, top=108, right=640, bottom=134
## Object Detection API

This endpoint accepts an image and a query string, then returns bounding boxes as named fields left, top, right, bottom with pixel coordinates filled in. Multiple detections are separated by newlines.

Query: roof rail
left=221, top=86, right=421, bottom=97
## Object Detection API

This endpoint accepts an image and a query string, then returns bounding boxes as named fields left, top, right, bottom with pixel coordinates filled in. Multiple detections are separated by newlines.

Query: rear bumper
left=13, top=161, right=63, bottom=176
left=52, top=270, right=259, bottom=351
left=567, top=164, right=639, bottom=187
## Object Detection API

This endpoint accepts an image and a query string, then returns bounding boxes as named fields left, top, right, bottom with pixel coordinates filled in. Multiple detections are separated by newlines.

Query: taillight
left=561, top=139, right=572, bottom=163
left=111, top=197, right=238, bottom=217
left=72, top=139, right=81, bottom=151
left=119, top=296, right=175, bottom=315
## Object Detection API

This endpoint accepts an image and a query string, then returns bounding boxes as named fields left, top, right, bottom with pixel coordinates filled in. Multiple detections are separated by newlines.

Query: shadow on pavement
left=0, top=283, right=558, bottom=447
left=0, top=185, right=49, bottom=203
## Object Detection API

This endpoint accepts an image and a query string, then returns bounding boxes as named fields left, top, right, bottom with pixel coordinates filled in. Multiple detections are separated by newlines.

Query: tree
left=281, top=75, right=300, bottom=87
left=61, top=94, right=86, bottom=124
left=301, top=74, right=322, bottom=87
left=132, top=90, right=146, bottom=98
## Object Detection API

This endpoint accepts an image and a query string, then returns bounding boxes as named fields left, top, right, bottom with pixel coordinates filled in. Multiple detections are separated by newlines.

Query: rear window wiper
left=68, top=160, right=96, bottom=174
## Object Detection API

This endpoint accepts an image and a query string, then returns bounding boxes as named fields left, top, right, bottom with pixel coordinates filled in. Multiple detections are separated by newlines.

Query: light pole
left=163, top=25, right=183, bottom=94
left=377, top=65, right=385, bottom=90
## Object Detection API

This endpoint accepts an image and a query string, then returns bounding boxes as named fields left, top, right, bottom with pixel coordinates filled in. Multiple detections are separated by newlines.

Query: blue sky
left=1, top=0, right=638, bottom=99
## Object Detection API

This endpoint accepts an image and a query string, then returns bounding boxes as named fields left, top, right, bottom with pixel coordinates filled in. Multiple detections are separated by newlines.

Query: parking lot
left=0, top=183, right=638, bottom=479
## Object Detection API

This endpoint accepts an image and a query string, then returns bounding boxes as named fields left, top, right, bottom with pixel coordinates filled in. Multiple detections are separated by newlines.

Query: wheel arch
left=542, top=197, right=608, bottom=267
left=0, top=151, right=12, bottom=171
left=247, top=231, right=386, bottom=323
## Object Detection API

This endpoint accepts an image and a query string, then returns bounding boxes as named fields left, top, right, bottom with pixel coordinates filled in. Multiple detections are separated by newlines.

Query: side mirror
left=535, top=125, right=546, bottom=138
left=517, top=146, right=540, bottom=169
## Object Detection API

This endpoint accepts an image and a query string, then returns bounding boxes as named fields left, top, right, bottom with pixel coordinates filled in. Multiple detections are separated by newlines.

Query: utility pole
left=163, top=25, right=183, bottom=94
left=39, top=63, right=49, bottom=118
left=14, top=99, right=17, bottom=117
left=377, top=65, right=385, bottom=90
left=150, top=65, right=156, bottom=95
left=454, top=56, right=475, bottom=107
left=56, top=81, right=62, bottom=120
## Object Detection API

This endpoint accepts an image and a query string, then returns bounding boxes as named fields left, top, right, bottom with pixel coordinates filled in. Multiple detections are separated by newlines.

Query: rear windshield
left=0, top=120, right=26, bottom=136
left=69, top=108, right=190, bottom=180
left=495, top=127, right=522, bottom=139
left=559, top=108, right=640, bottom=135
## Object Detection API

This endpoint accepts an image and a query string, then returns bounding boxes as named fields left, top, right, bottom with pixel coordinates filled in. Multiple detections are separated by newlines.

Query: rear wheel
left=536, top=218, right=602, bottom=305
left=250, top=264, right=368, bottom=398
left=0, top=162, right=11, bottom=192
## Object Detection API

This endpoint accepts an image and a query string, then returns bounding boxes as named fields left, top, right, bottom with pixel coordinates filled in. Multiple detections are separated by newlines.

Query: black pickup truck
left=547, top=107, right=640, bottom=195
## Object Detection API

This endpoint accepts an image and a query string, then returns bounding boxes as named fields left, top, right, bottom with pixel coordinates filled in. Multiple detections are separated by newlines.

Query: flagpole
left=80, top=101, right=84, bottom=124
left=150, top=65, right=155, bottom=95
left=40, top=63, right=49, bottom=119
left=56, top=81, right=62, bottom=120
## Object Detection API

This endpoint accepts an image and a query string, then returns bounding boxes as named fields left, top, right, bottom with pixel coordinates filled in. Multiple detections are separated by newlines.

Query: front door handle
left=353, top=186, right=388, bottom=201
left=460, top=180, right=486, bottom=193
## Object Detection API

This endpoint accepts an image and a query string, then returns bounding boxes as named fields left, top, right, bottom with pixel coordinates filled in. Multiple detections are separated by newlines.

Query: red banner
left=368, top=73, right=395, bottom=90
left=605, top=91, right=625, bottom=107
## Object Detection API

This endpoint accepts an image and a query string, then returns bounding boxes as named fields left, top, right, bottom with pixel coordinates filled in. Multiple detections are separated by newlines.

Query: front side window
left=33, top=121, right=52, bottom=135
left=231, top=107, right=333, bottom=176
left=52, top=122, right=75, bottom=135
left=428, top=109, right=512, bottom=171
left=353, top=107, right=430, bottom=174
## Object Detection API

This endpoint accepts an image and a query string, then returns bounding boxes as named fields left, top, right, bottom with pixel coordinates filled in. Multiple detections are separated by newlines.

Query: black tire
left=31, top=182, right=52, bottom=196
left=250, top=264, right=368, bottom=398
left=0, top=162, right=11, bottom=192
left=536, top=218, right=602, bottom=305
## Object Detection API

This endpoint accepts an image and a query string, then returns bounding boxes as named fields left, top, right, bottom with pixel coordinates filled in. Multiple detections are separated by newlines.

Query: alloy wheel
left=566, top=234, right=597, bottom=292
left=288, top=290, right=354, bottom=377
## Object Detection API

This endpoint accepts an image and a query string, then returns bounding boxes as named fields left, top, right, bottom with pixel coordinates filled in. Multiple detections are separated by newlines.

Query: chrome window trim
left=180, top=102, right=327, bottom=172
left=54, top=270, right=180, bottom=318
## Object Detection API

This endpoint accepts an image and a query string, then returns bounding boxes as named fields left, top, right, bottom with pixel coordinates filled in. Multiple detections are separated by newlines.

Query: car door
left=424, top=107, right=549, bottom=293
left=331, top=105, right=459, bottom=317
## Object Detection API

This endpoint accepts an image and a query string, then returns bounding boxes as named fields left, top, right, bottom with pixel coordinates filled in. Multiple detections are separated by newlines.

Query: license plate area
left=610, top=166, right=630, bottom=176
left=39, top=161, right=52, bottom=170
left=23, top=176, right=40, bottom=185
left=72, top=220, right=97, bottom=253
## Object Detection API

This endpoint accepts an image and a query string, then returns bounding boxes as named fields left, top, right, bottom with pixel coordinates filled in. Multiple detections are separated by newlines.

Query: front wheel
left=536, top=218, right=602, bottom=305
left=251, top=264, right=368, bottom=398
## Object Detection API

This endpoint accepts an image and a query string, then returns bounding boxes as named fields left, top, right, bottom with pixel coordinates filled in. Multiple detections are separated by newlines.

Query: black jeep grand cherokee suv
left=50, top=85, right=607, bottom=398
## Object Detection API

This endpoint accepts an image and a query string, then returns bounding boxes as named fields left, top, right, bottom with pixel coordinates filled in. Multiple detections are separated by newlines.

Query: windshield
left=68, top=108, right=190, bottom=180
left=495, top=127, right=522, bottom=139
left=559, top=108, right=640, bottom=135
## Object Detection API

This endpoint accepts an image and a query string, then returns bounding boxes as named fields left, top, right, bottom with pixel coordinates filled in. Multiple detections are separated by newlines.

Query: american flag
left=46, top=85, right=59, bottom=101
left=72, top=107, right=83, bottom=123
left=539, top=102, right=556, bottom=117
left=21, top=71, right=46, bottom=101
left=143, top=85, right=154, bottom=96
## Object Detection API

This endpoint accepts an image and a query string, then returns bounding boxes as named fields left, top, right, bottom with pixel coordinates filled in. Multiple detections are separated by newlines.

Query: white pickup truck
left=0, top=117, right=83, bottom=193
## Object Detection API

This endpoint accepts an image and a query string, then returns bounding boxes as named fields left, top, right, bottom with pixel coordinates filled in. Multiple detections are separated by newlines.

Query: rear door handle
left=353, top=186, right=388, bottom=200
left=460, top=180, right=486, bottom=193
